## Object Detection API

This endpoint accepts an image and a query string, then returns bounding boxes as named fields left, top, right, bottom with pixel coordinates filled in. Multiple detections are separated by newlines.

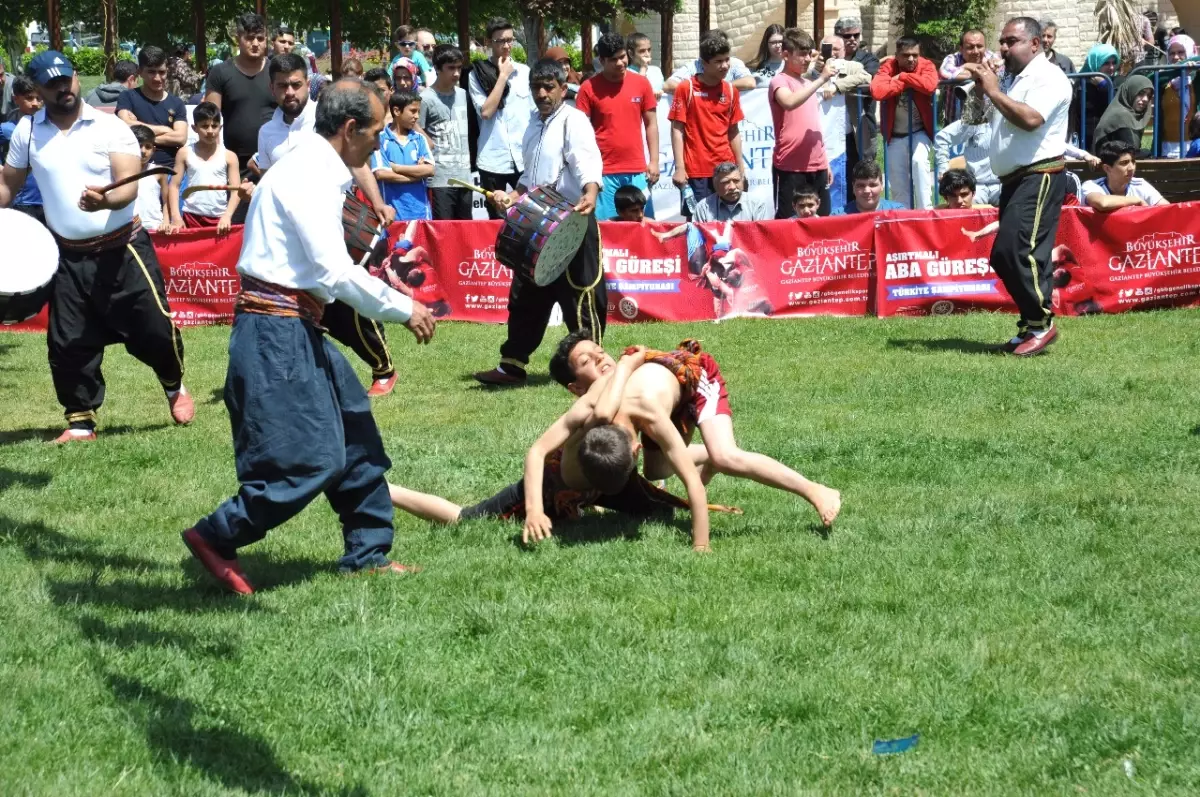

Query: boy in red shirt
left=769, top=28, right=839, bottom=217
left=669, top=32, right=745, bottom=218
left=576, top=32, right=660, bottom=220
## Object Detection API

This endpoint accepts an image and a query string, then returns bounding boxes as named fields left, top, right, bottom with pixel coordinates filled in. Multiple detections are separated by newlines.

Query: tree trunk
left=102, top=0, right=118, bottom=80
left=660, top=6, right=673, bottom=72
left=581, top=22, right=592, bottom=68
left=330, top=0, right=343, bottom=77
left=47, top=0, right=63, bottom=51
left=193, top=0, right=207, bottom=73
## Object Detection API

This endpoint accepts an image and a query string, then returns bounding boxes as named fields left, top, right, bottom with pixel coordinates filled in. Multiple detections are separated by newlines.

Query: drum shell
left=494, top=186, right=584, bottom=284
left=341, top=193, right=388, bottom=268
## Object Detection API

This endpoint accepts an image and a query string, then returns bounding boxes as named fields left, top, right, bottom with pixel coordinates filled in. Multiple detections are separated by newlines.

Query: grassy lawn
left=2, top=314, right=1199, bottom=795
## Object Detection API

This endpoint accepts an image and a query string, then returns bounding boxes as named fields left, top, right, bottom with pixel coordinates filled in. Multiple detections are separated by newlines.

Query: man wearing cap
left=0, top=51, right=193, bottom=442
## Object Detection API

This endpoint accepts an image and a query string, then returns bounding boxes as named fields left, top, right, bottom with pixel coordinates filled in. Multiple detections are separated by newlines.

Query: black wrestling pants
left=991, top=170, right=1068, bottom=332
left=498, top=213, right=607, bottom=376
left=322, top=301, right=396, bottom=380
left=48, top=230, right=185, bottom=429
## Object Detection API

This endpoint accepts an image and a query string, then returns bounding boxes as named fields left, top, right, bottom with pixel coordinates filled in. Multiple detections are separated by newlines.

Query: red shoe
left=168, top=387, right=196, bottom=425
left=993, top=333, right=1031, bottom=355
left=350, top=561, right=423, bottom=577
left=181, top=528, right=254, bottom=595
left=50, top=428, right=97, bottom=444
left=1013, top=324, right=1058, bottom=357
left=473, top=367, right=526, bottom=386
left=367, top=373, right=398, bottom=397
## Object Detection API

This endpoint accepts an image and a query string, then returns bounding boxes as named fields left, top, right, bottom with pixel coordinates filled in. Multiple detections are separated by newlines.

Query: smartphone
left=821, top=43, right=833, bottom=60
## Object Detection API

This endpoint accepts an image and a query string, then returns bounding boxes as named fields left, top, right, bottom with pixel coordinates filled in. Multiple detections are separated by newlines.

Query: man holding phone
left=768, top=28, right=838, bottom=217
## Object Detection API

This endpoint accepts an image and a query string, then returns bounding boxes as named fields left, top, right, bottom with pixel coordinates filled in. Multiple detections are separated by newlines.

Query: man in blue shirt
left=0, top=76, right=44, bottom=224
left=115, top=45, right=188, bottom=167
left=834, top=159, right=905, bottom=214
left=371, top=90, right=433, bottom=220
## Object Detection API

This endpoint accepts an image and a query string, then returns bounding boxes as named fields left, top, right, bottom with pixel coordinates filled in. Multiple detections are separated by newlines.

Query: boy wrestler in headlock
left=537, top=332, right=841, bottom=540
left=389, top=344, right=730, bottom=548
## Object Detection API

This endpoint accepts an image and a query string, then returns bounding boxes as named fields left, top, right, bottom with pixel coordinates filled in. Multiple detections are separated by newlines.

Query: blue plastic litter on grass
left=872, top=733, right=919, bottom=755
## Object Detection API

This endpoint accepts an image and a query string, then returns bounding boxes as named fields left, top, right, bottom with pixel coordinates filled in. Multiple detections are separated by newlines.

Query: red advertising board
left=152, top=227, right=245, bottom=326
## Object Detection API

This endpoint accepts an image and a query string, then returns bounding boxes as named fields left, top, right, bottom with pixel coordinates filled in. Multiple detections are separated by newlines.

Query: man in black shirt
left=834, top=16, right=880, bottom=177
left=115, top=46, right=188, bottom=167
left=203, top=12, right=276, bottom=172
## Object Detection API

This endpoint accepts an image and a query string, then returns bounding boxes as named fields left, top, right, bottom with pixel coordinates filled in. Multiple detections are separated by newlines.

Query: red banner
left=873, top=208, right=1017, bottom=317
left=1055, top=203, right=1200, bottom=314
left=6, top=203, right=1200, bottom=334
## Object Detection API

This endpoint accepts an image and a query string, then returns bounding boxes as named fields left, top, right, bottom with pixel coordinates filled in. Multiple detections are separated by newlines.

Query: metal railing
left=1064, top=72, right=1115, bottom=152
left=1129, top=63, right=1200, bottom=158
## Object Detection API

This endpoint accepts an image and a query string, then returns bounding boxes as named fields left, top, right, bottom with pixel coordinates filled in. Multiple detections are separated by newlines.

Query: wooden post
left=102, top=0, right=118, bottom=80
left=785, top=0, right=798, bottom=29
left=330, top=0, right=342, bottom=77
left=256, top=0, right=266, bottom=18
left=397, top=0, right=410, bottom=26
left=813, top=0, right=825, bottom=37
left=457, top=0, right=470, bottom=55
left=581, top=22, right=592, bottom=66
left=660, top=7, right=673, bottom=71
left=698, top=0, right=710, bottom=36
left=193, top=0, right=207, bottom=74
left=47, top=0, right=63, bottom=51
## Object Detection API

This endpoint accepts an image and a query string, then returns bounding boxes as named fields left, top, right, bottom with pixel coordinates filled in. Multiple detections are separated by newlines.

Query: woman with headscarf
left=1093, top=75, right=1154, bottom=155
left=1071, top=43, right=1119, bottom=149
left=544, top=47, right=582, bottom=98
left=1161, top=35, right=1199, bottom=157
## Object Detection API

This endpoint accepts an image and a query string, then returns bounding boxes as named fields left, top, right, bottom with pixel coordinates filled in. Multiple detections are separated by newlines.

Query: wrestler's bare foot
left=811, top=485, right=841, bottom=527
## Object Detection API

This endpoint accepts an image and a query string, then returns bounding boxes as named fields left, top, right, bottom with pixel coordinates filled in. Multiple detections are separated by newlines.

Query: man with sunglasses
left=833, top=17, right=878, bottom=180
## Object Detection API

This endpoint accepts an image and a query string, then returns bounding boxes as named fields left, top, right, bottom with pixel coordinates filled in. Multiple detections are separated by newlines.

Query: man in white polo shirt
left=245, top=53, right=400, bottom=398
left=0, top=51, right=192, bottom=443
left=962, top=18, right=1072, bottom=357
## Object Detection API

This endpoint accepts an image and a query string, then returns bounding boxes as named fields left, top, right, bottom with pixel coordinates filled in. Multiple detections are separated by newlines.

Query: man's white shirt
left=518, top=104, right=603, bottom=204
left=237, top=134, right=412, bottom=322
left=253, top=98, right=317, bottom=171
left=988, top=53, right=1072, bottom=179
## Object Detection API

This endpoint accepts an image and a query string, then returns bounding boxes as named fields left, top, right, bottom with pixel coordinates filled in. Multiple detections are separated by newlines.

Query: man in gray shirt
left=694, top=162, right=772, bottom=221
left=420, top=45, right=473, bottom=219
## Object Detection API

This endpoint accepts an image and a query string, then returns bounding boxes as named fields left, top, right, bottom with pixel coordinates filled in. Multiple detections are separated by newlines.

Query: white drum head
left=0, top=209, right=59, bottom=294
left=533, top=212, right=589, bottom=287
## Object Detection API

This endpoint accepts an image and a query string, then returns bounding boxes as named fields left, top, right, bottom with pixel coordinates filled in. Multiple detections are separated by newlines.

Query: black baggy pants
left=48, top=230, right=184, bottom=429
left=498, top=213, right=607, bottom=375
left=991, top=170, right=1068, bottom=332
left=322, top=301, right=396, bottom=380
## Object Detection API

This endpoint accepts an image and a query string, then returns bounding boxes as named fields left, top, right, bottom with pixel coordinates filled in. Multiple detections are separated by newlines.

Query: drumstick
left=447, top=177, right=492, bottom=197
left=182, top=184, right=237, bottom=200
left=97, top=167, right=175, bottom=195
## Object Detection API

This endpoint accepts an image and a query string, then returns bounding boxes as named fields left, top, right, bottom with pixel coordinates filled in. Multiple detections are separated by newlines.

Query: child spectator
left=626, top=33, right=665, bottom=98
left=668, top=32, right=745, bottom=217
left=166, top=102, right=241, bottom=233
left=936, top=168, right=986, bottom=209
left=1082, top=140, right=1169, bottom=211
left=364, top=67, right=393, bottom=104
left=0, top=76, right=44, bottom=224
left=372, top=90, right=434, bottom=221
left=341, top=58, right=364, bottom=79
left=769, top=27, right=838, bottom=217
left=116, top=46, right=189, bottom=167
left=421, top=46, right=473, bottom=220
left=791, top=184, right=821, bottom=218
left=575, top=32, right=659, bottom=221
left=613, top=184, right=648, bottom=222
left=833, top=160, right=905, bottom=214
left=131, top=125, right=169, bottom=232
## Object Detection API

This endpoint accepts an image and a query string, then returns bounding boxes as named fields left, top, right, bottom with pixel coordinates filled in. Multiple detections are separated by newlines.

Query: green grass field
left=2, top=315, right=1199, bottom=795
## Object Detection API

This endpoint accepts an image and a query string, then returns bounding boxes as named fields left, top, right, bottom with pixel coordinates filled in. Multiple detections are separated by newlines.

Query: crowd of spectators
left=11, top=8, right=1195, bottom=225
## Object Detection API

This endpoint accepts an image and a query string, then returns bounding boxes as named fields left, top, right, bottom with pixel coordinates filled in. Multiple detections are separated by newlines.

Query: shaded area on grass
left=0, top=423, right=171, bottom=446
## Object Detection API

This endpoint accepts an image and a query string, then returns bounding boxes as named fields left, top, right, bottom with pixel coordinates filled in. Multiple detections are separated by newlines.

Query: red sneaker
left=350, top=561, right=423, bottom=577
left=993, top=333, right=1031, bottom=355
left=168, top=387, right=196, bottom=425
left=1013, top=324, right=1058, bottom=357
left=50, top=428, right=97, bottom=444
left=181, top=528, right=254, bottom=595
left=473, top=367, right=526, bottom=386
left=367, top=373, right=398, bottom=397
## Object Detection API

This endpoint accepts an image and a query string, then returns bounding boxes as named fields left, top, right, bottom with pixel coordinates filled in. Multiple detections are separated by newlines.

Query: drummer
left=245, top=53, right=401, bottom=398
left=0, top=51, right=192, bottom=443
left=475, top=58, right=606, bottom=387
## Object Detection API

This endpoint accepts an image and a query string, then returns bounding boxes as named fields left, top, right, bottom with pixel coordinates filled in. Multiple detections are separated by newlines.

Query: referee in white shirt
left=248, top=54, right=399, bottom=397
left=962, top=18, right=1072, bottom=357
left=475, top=59, right=605, bottom=387
left=183, top=80, right=435, bottom=595
left=0, top=51, right=191, bottom=443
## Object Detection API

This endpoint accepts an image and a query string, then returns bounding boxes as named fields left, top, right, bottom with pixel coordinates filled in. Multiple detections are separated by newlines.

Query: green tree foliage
left=900, top=0, right=996, bottom=62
